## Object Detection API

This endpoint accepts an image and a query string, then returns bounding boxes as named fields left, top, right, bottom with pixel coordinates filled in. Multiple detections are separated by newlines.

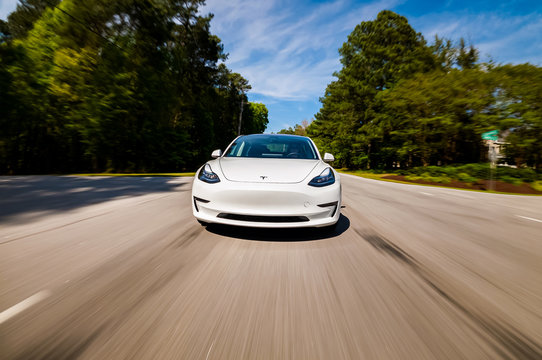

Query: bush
left=531, top=181, right=542, bottom=192
left=500, top=176, right=523, bottom=186
left=428, top=176, right=451, bottom=184
left=406, top=172, right=451, bottom=184
left=399, top=164, right=540, bottom=183
left=426, top=166, right=444, bottom=176
left=457, top=172, right=477, bottom=183
left=405, top=175, right=423, bottom=181
left=420, top=172, right=432, bottom=179
left=517, top=168, right=538, bottom=182
left=496, top=166, right=519, bottom=179
left=441, top=167, right=459, bottom=178
left=456, top=163, right=490, bottom=179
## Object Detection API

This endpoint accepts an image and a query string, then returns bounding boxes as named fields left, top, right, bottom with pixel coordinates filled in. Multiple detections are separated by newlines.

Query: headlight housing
left=199, top=163, right=220, bottom=183
left=308, top=167, right=335, bottom=187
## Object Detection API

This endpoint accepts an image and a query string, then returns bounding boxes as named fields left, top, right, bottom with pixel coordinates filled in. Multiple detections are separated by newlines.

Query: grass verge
left=337, top=169, right=542, bottom=196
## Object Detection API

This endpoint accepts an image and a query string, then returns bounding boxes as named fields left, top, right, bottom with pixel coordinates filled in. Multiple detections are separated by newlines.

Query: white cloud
left=0, top=0, right=18, bottom=20
left=204, top=0, right=542, bottom=105
left=412, top=12, right=542, bottom=65
left=202, top=0, right=402, bottom=100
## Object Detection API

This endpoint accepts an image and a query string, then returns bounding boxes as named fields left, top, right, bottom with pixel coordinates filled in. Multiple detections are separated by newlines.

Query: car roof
left=240, top=134, right=309, bottom=139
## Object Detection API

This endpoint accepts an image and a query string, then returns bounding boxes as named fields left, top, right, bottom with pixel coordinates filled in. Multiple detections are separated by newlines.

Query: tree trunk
left=366, top=142, right=371, bottom=170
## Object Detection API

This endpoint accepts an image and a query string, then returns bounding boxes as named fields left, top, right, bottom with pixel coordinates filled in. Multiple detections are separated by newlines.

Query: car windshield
left=224, top=135, right=318, bottom=160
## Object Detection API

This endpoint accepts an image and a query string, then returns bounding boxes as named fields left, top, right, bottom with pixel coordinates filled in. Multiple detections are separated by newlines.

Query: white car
left=192, top=134, right=341, bottom=228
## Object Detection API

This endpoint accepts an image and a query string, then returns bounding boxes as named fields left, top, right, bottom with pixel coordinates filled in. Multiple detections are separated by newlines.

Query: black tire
left=197, top=220, right=208, bottom=226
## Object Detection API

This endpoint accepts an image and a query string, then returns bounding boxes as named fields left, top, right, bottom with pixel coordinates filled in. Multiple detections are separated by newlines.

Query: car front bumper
left=192, top=177, right=341, bottom=228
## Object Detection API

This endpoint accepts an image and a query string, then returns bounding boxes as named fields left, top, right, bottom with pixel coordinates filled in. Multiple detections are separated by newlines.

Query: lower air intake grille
left=217, top=213, right=309, bottom=223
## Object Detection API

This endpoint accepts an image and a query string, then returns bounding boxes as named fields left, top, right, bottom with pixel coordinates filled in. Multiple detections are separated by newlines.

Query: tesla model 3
left=192, top=134, right=341, bottom=228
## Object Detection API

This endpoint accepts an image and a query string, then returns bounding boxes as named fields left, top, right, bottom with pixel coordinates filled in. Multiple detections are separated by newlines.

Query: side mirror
left=323, top=153, right=335, bottom=162
left=211, top=149, right=222, bottom=158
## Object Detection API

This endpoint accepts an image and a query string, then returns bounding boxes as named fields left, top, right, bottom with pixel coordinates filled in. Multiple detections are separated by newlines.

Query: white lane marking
left=0, top=290, right=51, bottom=324
left=205, top=341, right=215, bottom=360
left=516, top=215, right=542, bottom=223
left=420, top=192, right=434, bottom=196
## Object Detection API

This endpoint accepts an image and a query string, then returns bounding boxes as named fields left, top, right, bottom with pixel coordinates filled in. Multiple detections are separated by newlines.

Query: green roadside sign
left=482, top=129, right=499, bottom=141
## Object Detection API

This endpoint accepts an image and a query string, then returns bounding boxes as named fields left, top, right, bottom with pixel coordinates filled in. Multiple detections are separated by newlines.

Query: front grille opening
left=217, top=213, right=310, bottom=223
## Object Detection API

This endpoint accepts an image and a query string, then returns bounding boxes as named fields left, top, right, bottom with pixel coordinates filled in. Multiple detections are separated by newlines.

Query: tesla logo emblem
left=260, top=176, right=268, bottom=180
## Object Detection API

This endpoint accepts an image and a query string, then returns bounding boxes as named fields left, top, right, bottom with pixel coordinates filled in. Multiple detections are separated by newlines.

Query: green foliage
left=457, top=172, right=477, bottom=183
left=405, top=175, right=423, bottom=181
left=429, top=176, right=452, bottom=184
left=499, top=176, right=523, bottom=186
left=278, top=120, right=311, bottom=136
left=531, top=181, right=542, bottom=192
left=244, top=102, right=269, bottom=135
left=309, top=10, right=542, bottom=172
left=0, top=0, right=267, bottom=174
left=455, top=164, right=491, bottom=179
left=401, top=164, right=539, bottom=183
left=405, top=173, right=451, bottom=183
left=309, top=10, right=437, bottom=169
left=6, top=0, right=59, bottom=39
left=493, top=65, right=542, bottom=170
left=379, top=69, right=495, bottom=166
left=495, top=166, right=538, bottom=182
left=277, top=127, right=295, bottom=135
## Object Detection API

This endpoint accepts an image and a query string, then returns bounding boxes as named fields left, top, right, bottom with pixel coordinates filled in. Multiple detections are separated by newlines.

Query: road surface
left=1, top=175, right=541, bottom=359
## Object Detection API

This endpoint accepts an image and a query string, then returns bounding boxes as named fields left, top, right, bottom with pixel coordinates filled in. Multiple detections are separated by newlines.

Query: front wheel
left=197, top=219, right=208, bottom=226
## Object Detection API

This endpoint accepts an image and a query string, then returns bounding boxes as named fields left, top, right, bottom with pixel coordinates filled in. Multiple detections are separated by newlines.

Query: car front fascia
left=191, top=161, right=341, bottom=228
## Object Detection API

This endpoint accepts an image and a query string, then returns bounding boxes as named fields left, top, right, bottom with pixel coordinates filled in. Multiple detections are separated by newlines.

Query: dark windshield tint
left=225, top=135, right=318, bottom=159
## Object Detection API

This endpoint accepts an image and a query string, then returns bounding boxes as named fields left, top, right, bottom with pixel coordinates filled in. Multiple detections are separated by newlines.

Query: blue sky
left=2, top=0, right=541, bottom=133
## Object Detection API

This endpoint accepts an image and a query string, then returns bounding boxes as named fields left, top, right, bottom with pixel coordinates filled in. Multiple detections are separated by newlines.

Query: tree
left=431, top=36, right=479, bottom=71
left=307, top=10, right=508, bottom=170
left=0, top=0, right=267, bottom=173
left=278, top=119, right=311, bottom=136
left=494, top=64, right=542, bottom=169
left=0, top=20, right=11, bottom=41
left=7, top=0, right=60, bottom=38
left=243, top=102, right=269, bottom=135
left=309, top=10, right=436, bottom=169
left=377, top=69, right=493, bottom=167
left=456, top=38, right=479, bottom=70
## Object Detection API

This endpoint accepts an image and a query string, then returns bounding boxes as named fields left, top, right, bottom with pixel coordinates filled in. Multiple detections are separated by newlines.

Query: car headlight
left=199, top=163, right=220, bottom=183
left=308, top=167, right=335, bottom=187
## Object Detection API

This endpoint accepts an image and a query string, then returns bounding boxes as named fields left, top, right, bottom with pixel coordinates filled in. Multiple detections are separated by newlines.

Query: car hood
left=218, top=158, right=320, bottom=183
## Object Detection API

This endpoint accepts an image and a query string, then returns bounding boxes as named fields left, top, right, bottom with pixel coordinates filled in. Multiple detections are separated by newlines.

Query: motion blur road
left=1, top=175, right=541, bottom=359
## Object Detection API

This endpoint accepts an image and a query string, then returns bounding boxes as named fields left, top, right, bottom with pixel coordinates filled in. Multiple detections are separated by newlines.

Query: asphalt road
left=1, top=175, right=541, bottom=359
